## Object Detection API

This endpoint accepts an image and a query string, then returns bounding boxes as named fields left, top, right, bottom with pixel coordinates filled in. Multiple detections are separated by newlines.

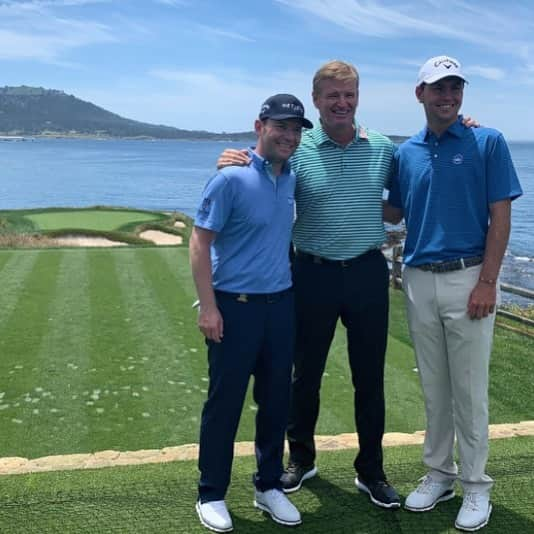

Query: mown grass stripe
left=158, top=247, right=198, bottom=304
left=112, top=248, right=206, bottom=448
left=0, top=250, right=39, bottom=327
left=85, top=248, right=153, bottom=454
left=0, top=249, right=62, bottom=457
left=27, top=248, right=93, bottom=458
left=487, top=327, right=534, bottom=423
left=0, top=250, right=14, bottom=273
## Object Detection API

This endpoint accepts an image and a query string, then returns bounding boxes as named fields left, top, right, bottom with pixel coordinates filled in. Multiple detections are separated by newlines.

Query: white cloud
left=0, top=0, right=116, bottom=62
left=465, top=66, right=505, bottom=81
left=153, top=0, right=188, bottom=6
left=195, top=24, right=255, bottom=43
left=276, top=0, right=534, bottom=60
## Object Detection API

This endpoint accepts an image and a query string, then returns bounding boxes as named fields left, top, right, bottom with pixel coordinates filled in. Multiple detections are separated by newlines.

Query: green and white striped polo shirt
left=291, top=123, right=396, bottom=260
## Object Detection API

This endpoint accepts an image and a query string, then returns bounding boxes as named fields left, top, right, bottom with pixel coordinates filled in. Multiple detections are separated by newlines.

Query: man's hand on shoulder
left=462, top=116, right=481, bottom=128
left=217, top=149, right=251, bottom=170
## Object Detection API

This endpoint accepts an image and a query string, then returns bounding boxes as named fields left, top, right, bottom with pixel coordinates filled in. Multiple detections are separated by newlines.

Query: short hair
left=312, top=60, right=359, bottom=96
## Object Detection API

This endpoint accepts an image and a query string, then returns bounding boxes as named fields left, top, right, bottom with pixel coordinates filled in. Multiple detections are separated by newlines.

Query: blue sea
left=1, top=137, right=533, bottom=304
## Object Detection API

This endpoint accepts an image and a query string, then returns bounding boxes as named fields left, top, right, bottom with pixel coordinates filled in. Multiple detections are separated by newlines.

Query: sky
left=1, top=0, right=534, bottom=140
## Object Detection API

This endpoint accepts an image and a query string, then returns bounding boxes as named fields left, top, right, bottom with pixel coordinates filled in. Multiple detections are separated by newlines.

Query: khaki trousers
left=403, top=265, right=498, bottom=494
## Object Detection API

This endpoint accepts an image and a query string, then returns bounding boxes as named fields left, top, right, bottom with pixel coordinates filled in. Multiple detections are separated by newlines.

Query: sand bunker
left=174, top=221, right=186, bottom=228
left=139, top=230, right=183, bottom=245
left=54, top=236, right=127, bottom=247
left=52, top=230, right=183, bottom=247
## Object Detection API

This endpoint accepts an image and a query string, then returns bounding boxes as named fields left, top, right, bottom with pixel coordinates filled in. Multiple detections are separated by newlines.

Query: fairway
left=0, top=247, right=533, bottom=461
left=24, top=209, right=166, bottom=232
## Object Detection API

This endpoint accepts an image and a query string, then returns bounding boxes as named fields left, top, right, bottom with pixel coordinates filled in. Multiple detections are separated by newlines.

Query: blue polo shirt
left=194, top=149, right=296, bottom=293
left=388, top=117, right=522, bottom=266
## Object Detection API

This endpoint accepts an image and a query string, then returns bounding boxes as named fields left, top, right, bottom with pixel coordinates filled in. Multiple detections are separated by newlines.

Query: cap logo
left=434, top=58, right=458, bottom=69
left=281, top=102, right=304, bottom=114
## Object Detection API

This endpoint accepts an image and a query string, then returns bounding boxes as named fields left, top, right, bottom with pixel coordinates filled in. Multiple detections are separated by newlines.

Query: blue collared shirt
left=388, top=117, right=523, bottom=266
left=194, top=149, right=296, bottom=293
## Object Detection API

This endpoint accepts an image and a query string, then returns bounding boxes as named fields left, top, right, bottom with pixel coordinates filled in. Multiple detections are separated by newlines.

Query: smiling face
left=313, top=78, right=358, bottom=137
left=254, top=118, right=303, bottom=173
left=416, top=76, right=464, bottom=135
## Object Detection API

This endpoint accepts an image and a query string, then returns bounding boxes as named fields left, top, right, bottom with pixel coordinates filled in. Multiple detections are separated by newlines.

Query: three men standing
left=192, top=55, right=522, bottom=533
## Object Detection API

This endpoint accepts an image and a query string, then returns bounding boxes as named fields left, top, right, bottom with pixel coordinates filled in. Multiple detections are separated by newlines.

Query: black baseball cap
left=259, top=94, right=313, bottom=129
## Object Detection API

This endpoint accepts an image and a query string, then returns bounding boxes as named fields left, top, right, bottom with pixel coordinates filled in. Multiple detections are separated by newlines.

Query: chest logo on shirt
left=452, top=154, right=464, bottom=165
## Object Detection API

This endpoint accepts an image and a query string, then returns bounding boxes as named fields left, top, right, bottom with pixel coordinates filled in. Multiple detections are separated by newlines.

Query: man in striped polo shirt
left=217, top=60, right=400, bottom=509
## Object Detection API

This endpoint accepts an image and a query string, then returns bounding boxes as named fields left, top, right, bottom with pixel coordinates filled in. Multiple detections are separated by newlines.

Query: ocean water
left=1, top=137, right=533, bottom=303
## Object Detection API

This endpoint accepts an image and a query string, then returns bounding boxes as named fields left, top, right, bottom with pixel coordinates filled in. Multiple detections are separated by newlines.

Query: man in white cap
left=385, top=56, right=522, bottom=531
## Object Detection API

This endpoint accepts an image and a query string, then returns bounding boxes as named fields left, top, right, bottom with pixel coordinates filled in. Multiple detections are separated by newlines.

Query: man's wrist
left=478, top=276, right=497, bottom=286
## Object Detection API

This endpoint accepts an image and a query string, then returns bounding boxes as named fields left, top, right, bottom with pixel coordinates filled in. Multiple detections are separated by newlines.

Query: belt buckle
left=237, top=294, right=248, bottom=303
left=340, top=259, right=348, bottom=267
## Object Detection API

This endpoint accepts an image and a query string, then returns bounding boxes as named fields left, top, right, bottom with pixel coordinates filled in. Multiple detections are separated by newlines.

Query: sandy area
left=54, top=236, right=127, bottom=247
left=1, top=421, right=532, bottom=476
left=139, top=230, right=183, bottom=245
left=174, top=221, right=186, bottom=228
left=52, top=230, right=183, bottom=247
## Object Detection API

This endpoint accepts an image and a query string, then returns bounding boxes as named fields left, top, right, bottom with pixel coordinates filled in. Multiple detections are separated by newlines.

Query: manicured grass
left=1, top=247, right=533, bottom=460
left=24, top=208, right=165, bottom=232
left=1, top=437, right=532, bottom=533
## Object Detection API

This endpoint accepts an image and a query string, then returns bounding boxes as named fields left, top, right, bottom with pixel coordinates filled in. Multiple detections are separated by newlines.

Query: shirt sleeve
left=194, top=172, right=233, bottom=232
left=387, top=150, right=402, bottom=208
left=486, top=133, right=523, bottom=204
left=383, top=142, right=398, bottom=191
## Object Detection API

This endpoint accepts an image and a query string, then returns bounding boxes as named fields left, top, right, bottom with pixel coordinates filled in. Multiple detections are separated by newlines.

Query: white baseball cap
left=417, top=55, right=468, bottom=86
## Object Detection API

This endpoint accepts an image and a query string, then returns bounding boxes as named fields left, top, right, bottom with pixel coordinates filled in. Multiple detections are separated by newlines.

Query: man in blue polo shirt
left=385, top=55, right=522, bottom=532
left=190, top=94, right=313, bottom=533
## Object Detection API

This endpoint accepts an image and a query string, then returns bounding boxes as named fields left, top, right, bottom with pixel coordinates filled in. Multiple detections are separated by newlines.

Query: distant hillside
left=0, top=86, right=255, bottom=140
left=0, top=86, right=409, bottom=143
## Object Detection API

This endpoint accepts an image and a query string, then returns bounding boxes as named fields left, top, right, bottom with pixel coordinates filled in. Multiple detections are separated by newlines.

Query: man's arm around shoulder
left=189, top=226, right=224, bottom=342
left=383, top=200, right=403, bottom=224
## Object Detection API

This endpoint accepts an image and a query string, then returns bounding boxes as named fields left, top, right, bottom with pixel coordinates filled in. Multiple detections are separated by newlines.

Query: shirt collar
left=311, top=121, right=368, bottom=146
left=248, top=148, right=292, bottom=175
left=421, top=115, right=466, bottom=142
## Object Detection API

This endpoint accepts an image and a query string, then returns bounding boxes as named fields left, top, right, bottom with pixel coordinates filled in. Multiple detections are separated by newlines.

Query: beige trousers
left=403, top=265, right=498, bottom=494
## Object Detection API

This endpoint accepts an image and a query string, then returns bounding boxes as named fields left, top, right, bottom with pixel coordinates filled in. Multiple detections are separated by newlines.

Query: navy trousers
left=287, top=250, right=389, bottom=482
left=198, top=289, right=295, bottom=503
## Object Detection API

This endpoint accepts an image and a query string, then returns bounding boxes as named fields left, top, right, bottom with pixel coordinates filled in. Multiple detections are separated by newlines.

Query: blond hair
left=312, top=60, right=359, bottom=96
